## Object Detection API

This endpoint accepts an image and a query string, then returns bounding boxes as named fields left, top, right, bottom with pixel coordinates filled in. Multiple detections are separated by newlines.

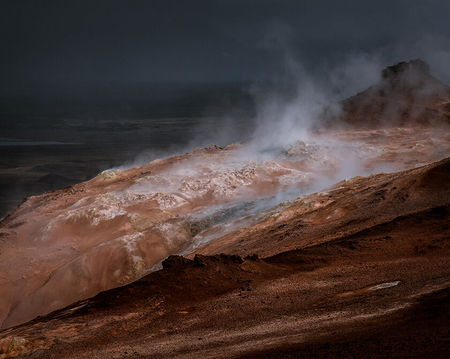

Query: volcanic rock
left=381, top=58, right=431, bottom=82
left=335, top=59, right=450, bottom=127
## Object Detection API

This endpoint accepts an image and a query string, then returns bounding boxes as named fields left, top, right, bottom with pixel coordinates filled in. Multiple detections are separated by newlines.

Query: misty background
left=1, top=0, right=450, bottom=217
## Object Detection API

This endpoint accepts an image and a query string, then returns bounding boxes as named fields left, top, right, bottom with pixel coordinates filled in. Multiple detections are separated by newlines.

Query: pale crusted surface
left=0, top=126, right=450, bottom=330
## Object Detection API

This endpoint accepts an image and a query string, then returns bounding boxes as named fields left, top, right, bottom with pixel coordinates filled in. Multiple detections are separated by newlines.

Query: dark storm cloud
left=1, top=0, right=450, bottom=89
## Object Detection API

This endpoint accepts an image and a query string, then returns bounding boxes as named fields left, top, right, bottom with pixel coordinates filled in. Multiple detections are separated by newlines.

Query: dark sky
left=2, top=0, right=450, bottom=90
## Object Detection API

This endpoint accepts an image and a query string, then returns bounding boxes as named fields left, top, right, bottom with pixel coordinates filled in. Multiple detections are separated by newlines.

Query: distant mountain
left=333, top=59, right=450, bottom=127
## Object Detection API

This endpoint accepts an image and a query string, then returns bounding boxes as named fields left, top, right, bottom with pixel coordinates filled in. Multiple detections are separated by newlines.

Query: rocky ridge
left=336, top=59, right=450, bottom=127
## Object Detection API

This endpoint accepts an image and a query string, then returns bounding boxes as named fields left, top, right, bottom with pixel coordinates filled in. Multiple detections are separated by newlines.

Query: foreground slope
left=0, top=125, right=448, bottom=330
left=194, top=153, right=450, bottom=258
left=0, top=157, right=449, bottom=358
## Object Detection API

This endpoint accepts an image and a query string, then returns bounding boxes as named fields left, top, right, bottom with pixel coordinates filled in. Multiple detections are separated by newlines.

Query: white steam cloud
left=98, top=28, right=450, bottom=268
left=119, top=27, right=450, bottom=191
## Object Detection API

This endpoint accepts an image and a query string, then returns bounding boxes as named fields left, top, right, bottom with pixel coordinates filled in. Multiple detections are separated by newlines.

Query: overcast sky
left=2, top=0, right=450, bottom=89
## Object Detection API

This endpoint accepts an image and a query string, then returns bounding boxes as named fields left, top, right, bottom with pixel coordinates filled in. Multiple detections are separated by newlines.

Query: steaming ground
left=0, top=123, right=449, bottom=330
left=0, top=81, right=258, bottom=218
left=0, top=141, right=449, bottom=358
left=1, top=59, right=450, bottom=357
left=0, top=114, right=257, bottom=218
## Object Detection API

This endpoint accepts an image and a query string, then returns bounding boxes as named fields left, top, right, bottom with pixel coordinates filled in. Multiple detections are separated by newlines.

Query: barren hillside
left=0, top=60, right=449, bottom=358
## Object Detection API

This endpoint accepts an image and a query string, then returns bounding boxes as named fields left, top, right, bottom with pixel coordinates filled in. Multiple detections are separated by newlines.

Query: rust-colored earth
left=0, top=60, right=450, bottom=358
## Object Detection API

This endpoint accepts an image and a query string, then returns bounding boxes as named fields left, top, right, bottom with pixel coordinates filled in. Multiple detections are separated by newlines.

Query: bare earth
left=0, top=60, right=449, bottom=358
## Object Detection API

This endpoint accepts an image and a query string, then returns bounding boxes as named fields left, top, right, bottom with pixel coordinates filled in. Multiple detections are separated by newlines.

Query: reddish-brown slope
left=1, top=124, right=448, bottom=330
left=194, top=157, right=450, bottom=258
left=0, top=144, right=324, bottom=329
left=0, top=157, right=448, bottom=358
